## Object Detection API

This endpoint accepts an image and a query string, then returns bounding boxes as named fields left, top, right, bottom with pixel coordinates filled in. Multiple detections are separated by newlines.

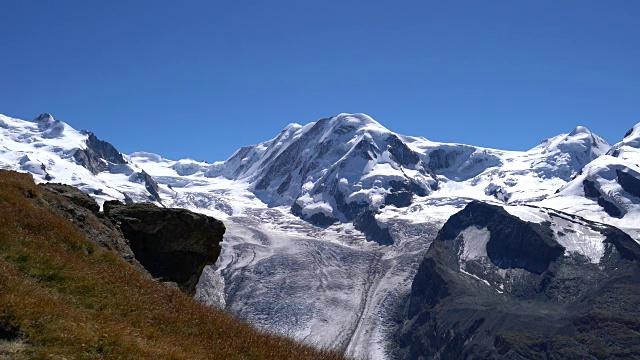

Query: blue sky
left=1, top=1, right=638, bottom=161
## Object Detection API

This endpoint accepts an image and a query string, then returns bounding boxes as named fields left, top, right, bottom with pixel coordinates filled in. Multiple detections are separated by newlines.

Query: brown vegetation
left=0, top=170, right=344, bottom=359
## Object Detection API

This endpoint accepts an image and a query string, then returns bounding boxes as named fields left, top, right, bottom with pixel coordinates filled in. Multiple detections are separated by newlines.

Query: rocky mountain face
left=73, top=131, right=127, bottom=174
left=395, top=201, right=640, bottom=359
left=36, top=179, right=224, bottom=295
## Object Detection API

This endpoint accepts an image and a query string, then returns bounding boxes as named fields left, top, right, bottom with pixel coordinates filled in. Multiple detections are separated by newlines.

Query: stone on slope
left=104, top=201, right=225, bottom=294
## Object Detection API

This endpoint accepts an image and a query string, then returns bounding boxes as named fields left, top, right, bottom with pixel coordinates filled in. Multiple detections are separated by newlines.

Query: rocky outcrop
left=73, top=131, right=126, bottom=175
left=39, top=183, right=142, bottom=271
left=353, top=210, right=394, bottom=246
left=394, top=201, right=640, bottom=359
left=37, top=182, right=224, bottom=295
left=583, top=179, right=623, bottom=217
left=104, top=201, right=225, bottom=295
left=438, top=201, right=564, bottom=274
left=616, top=169, right=640, bottom=198
left=129, top=170, right=162, bottom=203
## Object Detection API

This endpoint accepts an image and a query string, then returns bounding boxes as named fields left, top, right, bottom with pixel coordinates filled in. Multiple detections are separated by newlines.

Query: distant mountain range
left=1, top=112, right=639, bottom=358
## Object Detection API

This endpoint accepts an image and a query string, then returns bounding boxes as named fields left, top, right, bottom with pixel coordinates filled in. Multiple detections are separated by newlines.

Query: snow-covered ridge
left=0, top=113, right=169, bottom=205
left=2, top=112, right=638, bottom=228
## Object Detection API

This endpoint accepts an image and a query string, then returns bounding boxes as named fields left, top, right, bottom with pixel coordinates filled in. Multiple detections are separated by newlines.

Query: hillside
left=0, top=170, right=343, bottom=359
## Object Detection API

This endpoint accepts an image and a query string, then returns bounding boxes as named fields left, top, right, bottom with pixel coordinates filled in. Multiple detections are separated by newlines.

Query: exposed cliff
left=38, top=181, right=224, bottom=295
left=395, top=201, right=640, bottom=359
left=104, top=201, right=225, bottom=294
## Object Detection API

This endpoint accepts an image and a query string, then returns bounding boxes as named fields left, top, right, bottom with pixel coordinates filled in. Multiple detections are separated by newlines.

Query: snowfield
left=1, top=112, right=639, bottom=359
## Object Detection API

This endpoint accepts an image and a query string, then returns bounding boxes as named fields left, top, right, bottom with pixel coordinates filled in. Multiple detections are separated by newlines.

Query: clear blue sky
left=1, top=1, right=638, bottom=161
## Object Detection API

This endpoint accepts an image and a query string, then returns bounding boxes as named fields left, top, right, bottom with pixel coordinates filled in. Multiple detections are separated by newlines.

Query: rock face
left=38, top=183, right=142, bottom=271
left=38, top=182, right=224, bottom=295
left=353, top=209, right=394, bottom=246
left=395, top=201, right=640, bottom=359
left=104, top=201, right=225, bottom=294
left=438, top=201, right=565, bottom=274
left=73, top=131, right=127, bottom=175
left=128, top=170, right=162, bottom=203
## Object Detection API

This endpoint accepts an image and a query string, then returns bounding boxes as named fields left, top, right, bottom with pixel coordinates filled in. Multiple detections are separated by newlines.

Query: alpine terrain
left=1, top=112, right=639, bottom=359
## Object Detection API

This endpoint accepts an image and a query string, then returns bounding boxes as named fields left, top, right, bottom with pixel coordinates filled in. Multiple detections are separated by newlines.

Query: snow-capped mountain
left=538, top=123, right=640, bottom=238
left=0, top=113, right=164, bottom=204
left=204, top=114, right=438, bottom=224
left=1, top=111, right=639, bottom=359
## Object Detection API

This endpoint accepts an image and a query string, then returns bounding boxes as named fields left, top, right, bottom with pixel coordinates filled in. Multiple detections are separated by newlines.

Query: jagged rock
left=353, top=210, right=393, bottom=246
left=583, top=180, right=623, bottom=217
left=104, top=201, right=225, bottom=295
left=42, top=183, right=100, bottom=213
left=485, top=183, right=511, bottom=203
left=129, top=170, right=162, bottom=203
left=73, top=132, right=126, bottom=175
left=438, top=201, right=564, bottom=274
left=616, top=169, right=640, bottom=198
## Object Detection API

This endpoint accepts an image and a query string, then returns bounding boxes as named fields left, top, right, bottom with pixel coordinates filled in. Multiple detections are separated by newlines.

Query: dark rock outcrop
left=438, top=201, right=564, bottom=274
left=290, top=202, right=337, bottom=227
left=583, top=179, right=623, bottom=217
left=395, top=201, right=640, bottom=359
left=129, top=170, right=162, bottom=203
left=73, top=132, right=126, bottom=175
left=104, top=201, right=225, bottom=295
left=353, top=210, right=393, bottom=246
left=485, top=183, right=511, bottom=203
left=386, top=134, right=420, bottom=167
left=616, top=169, right=640, bottom=198
left=37, top=183, right=224, bottom=296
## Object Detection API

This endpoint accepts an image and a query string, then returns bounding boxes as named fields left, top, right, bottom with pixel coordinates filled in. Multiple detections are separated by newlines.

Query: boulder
left=104, top=201, right=225, bottom=295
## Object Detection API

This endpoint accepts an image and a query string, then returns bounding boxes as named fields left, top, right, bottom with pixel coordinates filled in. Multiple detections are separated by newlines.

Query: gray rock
left=73, top=132, right=126, bottom=175
left=394, top=201, right=640, bottom=359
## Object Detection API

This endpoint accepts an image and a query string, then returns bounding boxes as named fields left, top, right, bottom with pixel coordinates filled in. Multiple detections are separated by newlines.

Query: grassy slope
left=0, top=170, right=343, bottom=360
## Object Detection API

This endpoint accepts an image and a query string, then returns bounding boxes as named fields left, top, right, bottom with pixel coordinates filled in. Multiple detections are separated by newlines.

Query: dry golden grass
left=0, top=170, right=345, bottom=359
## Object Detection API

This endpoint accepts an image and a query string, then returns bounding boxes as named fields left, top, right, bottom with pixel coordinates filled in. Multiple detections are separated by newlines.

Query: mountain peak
left=34, top=113, right=54, bottom=123
left=329, top=113, right=387, bottom=133
left=569, top=125, right=592, bottom=136
left=607, top=122, right=640, bottom=161
left=34, top=113, right=57, bottom=130
left=535, top=125, right=610, bottom=153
